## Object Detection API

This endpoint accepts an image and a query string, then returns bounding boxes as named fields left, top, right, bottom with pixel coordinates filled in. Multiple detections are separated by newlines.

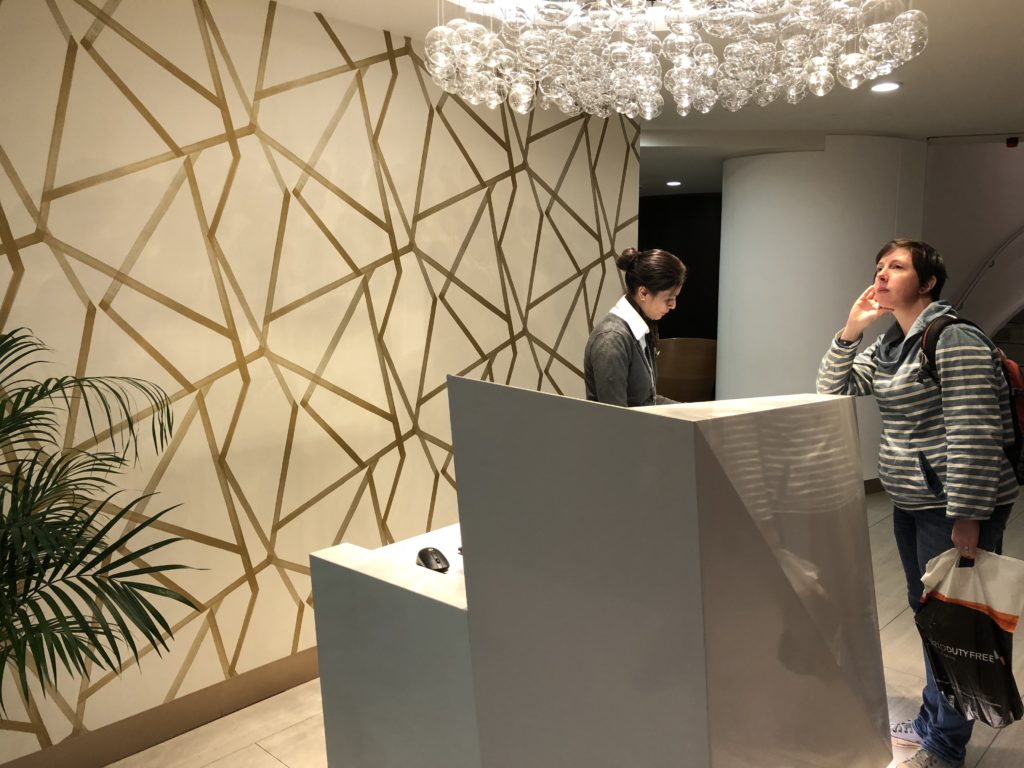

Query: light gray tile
left=258, top=713, right=327, bottom=768
left=880, top=602, right=925, bottom=679
left=107, top=679, right=322, bottom=768
left=964, top=721, right=1002, bottom=768
left=871, top=520, right=912, bottom=629
left=866, top=490, right=893, bottom=528
left=201, top=744, right=284, bottom=768
left=974, top=721, right=1024, bottom=767
left=884, top=666, right=925, bottom=726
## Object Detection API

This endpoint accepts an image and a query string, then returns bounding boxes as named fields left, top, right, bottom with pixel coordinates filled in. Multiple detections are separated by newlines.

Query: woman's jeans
left=893, top=503, right=1013, bottom=766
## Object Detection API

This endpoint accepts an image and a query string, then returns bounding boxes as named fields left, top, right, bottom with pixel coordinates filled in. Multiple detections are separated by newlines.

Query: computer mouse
left=416, top=547, right=449, bottom=573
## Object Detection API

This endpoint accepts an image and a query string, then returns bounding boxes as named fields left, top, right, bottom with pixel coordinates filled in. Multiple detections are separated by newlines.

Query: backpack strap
left=919, top=315, right=981, bottom=384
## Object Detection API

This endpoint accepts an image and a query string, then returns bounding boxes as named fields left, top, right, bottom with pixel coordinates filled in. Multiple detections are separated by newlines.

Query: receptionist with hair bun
left=583, top=247, right=687, bottom=407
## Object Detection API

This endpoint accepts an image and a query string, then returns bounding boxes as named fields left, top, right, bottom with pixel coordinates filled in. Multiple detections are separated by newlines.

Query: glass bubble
left=573, top=51, right=602, bottom=77
left=484, top=78, right=510, bottom=109
left=518, top=28, right=551, bottom=69
left=557, top=94, right=582, bottom=116
left=692, top=86, right=718, bottom=114
left=639, top=93, right=664, bottom=120
left=784, top=80, right=807, bottom=103
left=860, top=21, right=892, bottom=50
left=723, top=39, right=756, bottom=63
left=584, top=1, right=618, bottom=34
left=548, top=32, right=576, bottom=64
left=508, top=87, right=534, bottom=115
left=692, top=41, right=716, bottom=59
left=460, top=71, right=489, bottom=105
left=805, top=67, right=834, bottom=97
left=860, top=0, right=904, bottom=28
left=836, top=51, right=866, bottom=88
left=703, top=5, right=751, bottom=39
left=665, top=6, right=699, bottom=34
left=662, top=32, right=696, bottom=60
left=780, top=20, right=812, bottom=53
left=425, top=25, right=458, bottom=67
left=539, top=69, right=568, bottom=98
left=665, top=59, right=695, bottom=92
left=753, top=76, right=782, bottom=106
left=749, top=0, right=788, bottom=14
left=603, top=41, right=634, bottom=67
left=828, top=3, right=863, bottom=37
left=537, top=1, right=579, bottom=26
left=634, top=33, right=663, bottom=57
left=696, top=50, right=720, bottom=78
left=894, top=36, right=927, bottom=61
left=486, top=44, right=512, bottom=72
left=630, top=50, right=661, bottom=77
left=748, top=22, right=779, bottom=44
left=814, top=22, right=848, bottom=58
left=893, top=9, right=928, bottom=39
left=634, top=73, right=663, bottom=98
left=892, top=9, right=927, bottom=59
left=429, top=65, right=459, bottom=93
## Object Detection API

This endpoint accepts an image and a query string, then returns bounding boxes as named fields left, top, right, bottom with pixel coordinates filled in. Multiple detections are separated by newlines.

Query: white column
left=717, top=135, right=927, bottom=479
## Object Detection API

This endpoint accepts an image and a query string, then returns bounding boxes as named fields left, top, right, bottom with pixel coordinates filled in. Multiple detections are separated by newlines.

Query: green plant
left=0, top=327, right=196, bottom=711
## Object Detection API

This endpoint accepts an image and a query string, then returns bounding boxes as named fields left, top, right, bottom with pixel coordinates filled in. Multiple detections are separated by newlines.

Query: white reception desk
left=311, top=379, right=892, bottom=768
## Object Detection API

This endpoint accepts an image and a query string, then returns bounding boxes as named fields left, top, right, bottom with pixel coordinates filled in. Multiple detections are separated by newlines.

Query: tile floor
left=108, top=492, right=1024, bottom=768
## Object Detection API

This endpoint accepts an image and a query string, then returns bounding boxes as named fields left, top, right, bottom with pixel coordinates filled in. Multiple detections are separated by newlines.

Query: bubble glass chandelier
left=423, top=0, right=929, bottom=120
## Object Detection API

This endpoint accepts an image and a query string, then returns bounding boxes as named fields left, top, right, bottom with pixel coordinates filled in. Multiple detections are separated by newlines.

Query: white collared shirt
left=609, top=295, right=649, bottom=348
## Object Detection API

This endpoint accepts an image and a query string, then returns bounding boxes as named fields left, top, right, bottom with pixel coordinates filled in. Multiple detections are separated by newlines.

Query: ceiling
left=281, top=0, right=1024, bottom=194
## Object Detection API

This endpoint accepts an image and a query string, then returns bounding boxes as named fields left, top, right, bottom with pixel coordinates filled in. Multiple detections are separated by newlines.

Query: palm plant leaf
left=0, top=328, right=173, bottom=459
left=0, top=327, right=195, bottom=713
left=1, top=493, right=196, bottom=710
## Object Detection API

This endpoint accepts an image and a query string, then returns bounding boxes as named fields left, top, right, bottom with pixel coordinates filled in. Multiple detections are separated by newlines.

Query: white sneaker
left=890, top=719, right=923, bottom=748
left=897, top=749, right=961, bottom=768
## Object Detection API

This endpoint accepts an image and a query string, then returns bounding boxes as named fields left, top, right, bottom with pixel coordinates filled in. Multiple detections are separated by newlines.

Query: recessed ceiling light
left=666, top=180, right=682, bottom=187
left=871, top=81, right=901, bottom=93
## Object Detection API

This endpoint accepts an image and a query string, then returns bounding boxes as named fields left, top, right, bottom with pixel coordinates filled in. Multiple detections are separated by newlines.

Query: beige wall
left=0, top=0, right=639, bottom=762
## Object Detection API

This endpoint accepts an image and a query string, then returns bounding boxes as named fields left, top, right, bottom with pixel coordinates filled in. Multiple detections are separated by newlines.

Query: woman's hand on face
left=841, top=285, right=889, bottom=341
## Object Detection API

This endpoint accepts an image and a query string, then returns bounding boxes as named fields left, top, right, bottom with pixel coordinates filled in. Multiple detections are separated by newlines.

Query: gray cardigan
left=584, top=313, right=658, bottom=407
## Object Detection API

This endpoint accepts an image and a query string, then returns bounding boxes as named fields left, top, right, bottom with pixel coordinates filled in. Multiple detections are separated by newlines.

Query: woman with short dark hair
left=817, top=238, right=1018, bottom=768
left=584, top=247, right=686, bottom=407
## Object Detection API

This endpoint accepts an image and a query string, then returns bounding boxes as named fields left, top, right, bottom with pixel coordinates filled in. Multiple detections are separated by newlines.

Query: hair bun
left=616, top=247, right=640, bottom=272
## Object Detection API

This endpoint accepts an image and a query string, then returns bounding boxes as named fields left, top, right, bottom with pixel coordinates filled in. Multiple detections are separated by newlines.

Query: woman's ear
left=919, top=276, right=936, bottom=295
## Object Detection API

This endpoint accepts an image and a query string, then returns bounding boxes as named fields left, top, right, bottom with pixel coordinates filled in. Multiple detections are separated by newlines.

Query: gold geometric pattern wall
left=0, top=0, right=638, bottom=761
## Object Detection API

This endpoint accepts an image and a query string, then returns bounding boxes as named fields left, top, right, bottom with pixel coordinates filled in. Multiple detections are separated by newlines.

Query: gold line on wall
left=82, top=0, right=122, bottom=47
left=38, top=39, right=78, bottom=229
left=193, top=0, right=240, bottom=159
left=72, top=0, right=219, bottom=104
left=0, top=0, right=639, bottom=762
left=43, top=125, right=255, bottom=202
left=81, top=44, right=183, bottom=155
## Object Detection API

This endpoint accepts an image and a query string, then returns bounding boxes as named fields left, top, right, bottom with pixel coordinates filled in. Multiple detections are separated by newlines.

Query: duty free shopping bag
left=915, top=549, right=1024, bottom=728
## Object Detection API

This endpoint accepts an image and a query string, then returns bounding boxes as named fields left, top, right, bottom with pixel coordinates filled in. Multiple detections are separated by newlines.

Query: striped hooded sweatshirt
left=817, top=300, right=1018, bottom=519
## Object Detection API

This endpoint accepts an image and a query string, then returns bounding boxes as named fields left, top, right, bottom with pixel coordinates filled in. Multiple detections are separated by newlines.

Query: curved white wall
left=718, top=135, right=927, bottom=479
